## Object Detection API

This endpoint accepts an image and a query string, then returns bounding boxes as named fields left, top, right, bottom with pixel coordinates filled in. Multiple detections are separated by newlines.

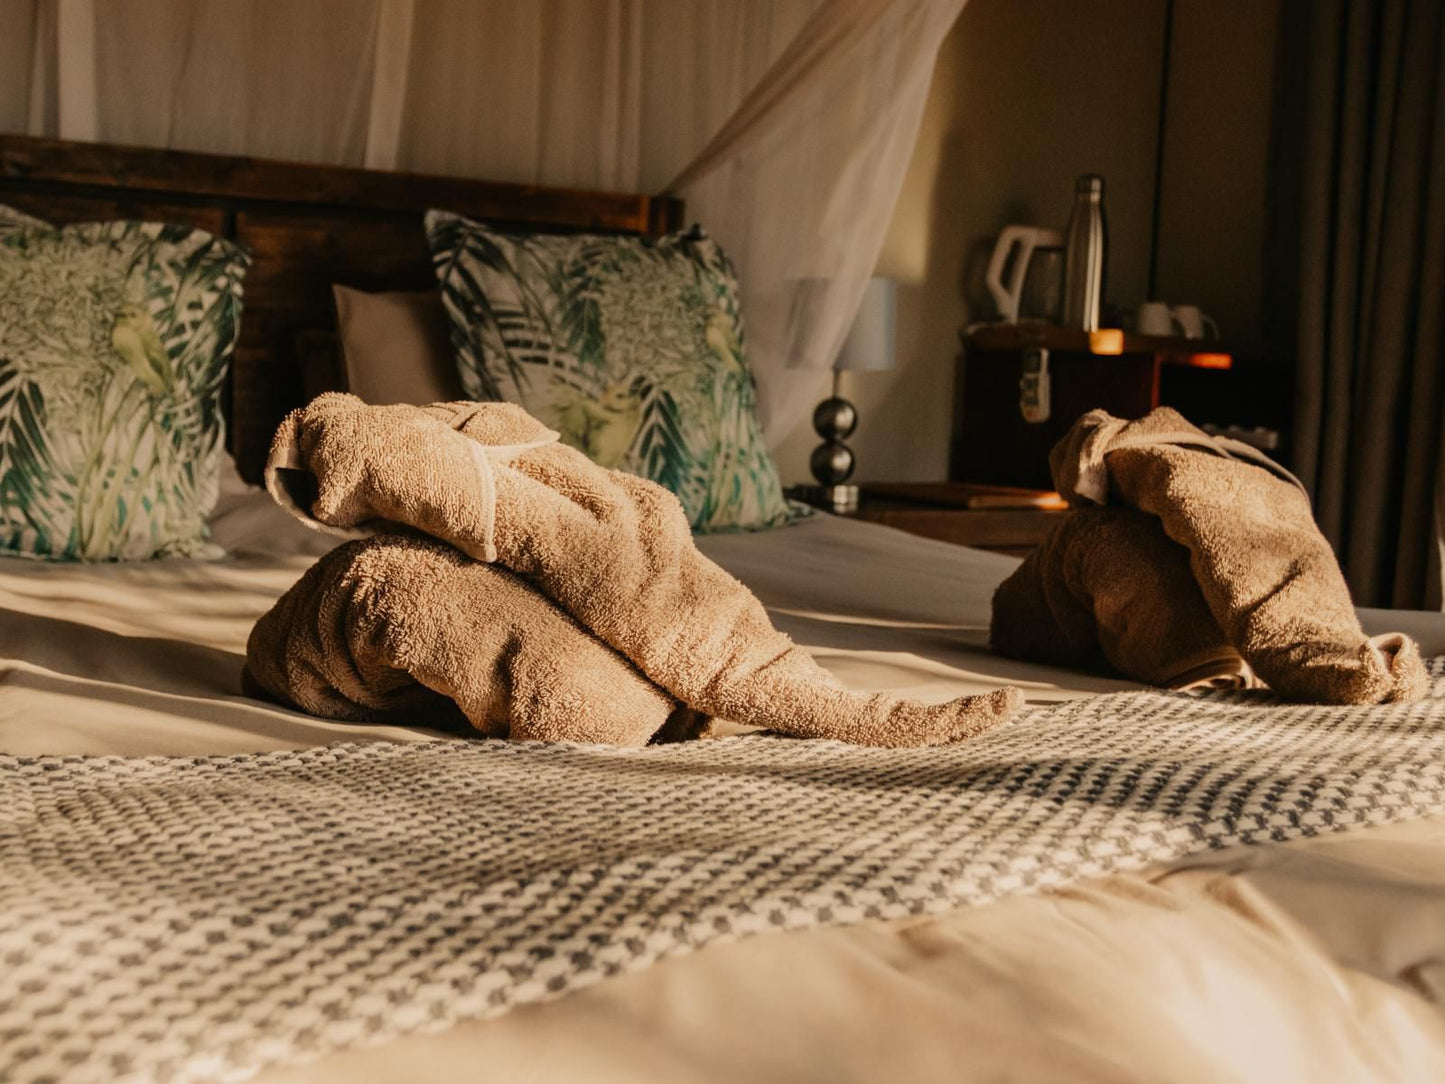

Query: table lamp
left=807, top=277, right=897, bottom=512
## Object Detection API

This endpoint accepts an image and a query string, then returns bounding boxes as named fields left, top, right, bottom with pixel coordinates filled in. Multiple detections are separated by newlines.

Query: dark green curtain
left=1270, top=0, right=1445, bottom=609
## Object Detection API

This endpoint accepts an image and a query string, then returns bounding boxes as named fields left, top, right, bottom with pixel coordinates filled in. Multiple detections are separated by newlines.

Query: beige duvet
left=3, top=475, right=1444, bottom=1082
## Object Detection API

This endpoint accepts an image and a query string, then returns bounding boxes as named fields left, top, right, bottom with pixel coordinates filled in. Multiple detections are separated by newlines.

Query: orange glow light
left=1088, top=329, right=1124, bottom=355
left=1188, top=352, right=1233, bottom=369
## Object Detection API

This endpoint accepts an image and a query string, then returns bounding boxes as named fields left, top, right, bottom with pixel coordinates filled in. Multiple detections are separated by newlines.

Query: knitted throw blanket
left=5, top=668, right=1445, bottom=1083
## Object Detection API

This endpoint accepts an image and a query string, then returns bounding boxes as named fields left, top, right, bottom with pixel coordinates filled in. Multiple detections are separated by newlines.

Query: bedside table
left=952, top=324, right=1289, bottom=489
left=788, top=482, right=1069, bottom=557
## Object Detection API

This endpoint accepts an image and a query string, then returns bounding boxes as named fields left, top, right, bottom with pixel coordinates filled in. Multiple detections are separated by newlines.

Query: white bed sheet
left=5, top=477, right=1445, bottom=1082
left=3, top=476, right=1440, bottom=757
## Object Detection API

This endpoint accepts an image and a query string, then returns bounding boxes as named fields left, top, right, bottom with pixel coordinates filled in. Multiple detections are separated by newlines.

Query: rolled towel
left=245, top=535, right=699, bottom=745
left=991, top=505, right=1258, bottom=691
left=263, top=394, right=1021, bottom=747
left=994, top=407, right=1426, bottom=705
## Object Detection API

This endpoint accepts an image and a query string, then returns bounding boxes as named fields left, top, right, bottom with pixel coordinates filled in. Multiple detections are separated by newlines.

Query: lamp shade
left=834, top=277, right=897, bottom=372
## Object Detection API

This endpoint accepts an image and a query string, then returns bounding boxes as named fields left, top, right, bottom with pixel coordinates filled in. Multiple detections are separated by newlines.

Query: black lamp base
left=788, top=483, right=860, bottom=514
left=810, top=393, right=859, bottom=487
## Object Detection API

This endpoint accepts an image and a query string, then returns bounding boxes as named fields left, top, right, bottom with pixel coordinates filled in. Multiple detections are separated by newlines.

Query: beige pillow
left=332, top=285, right=463, bottom=405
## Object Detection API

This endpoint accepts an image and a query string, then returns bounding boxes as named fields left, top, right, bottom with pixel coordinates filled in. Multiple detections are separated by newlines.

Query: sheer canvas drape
left=2, top=0, right=964, bottom=441
left=5, top=1, right=815, bottom=198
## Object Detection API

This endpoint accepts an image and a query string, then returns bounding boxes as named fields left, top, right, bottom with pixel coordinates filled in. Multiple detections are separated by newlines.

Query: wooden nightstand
left=952, top=324, right=1289, bottom=490
left=788, top=482, right=1068, bottom=557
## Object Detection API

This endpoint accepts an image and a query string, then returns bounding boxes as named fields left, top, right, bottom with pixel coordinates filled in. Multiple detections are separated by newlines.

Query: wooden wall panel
left=0, top=189, right=228, bottom=234
left=1, top=136, right=670, bottom=232
left=229, top=210, right=441, bottom=475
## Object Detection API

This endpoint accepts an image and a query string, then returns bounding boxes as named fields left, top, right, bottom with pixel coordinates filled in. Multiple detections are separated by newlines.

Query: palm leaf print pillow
left=425, top=211, right=795, bottom=532
left=0, top=205, right=249, bottom=560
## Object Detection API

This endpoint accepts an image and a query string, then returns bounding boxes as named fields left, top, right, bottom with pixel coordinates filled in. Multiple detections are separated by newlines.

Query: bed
left=3, top=136, right=1445, bottom=1084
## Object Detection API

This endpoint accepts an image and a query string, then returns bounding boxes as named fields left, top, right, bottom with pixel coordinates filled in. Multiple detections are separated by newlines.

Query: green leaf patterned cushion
left=425, top=211, right=795, bottom=532
left=0, top=205, right=249, bottom=560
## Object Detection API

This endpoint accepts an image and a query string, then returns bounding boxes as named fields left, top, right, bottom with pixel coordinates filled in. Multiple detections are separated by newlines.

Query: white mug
left=1136, top=301, right=1175, bottom=336
left=1171, top=304, right=1219, bottom=340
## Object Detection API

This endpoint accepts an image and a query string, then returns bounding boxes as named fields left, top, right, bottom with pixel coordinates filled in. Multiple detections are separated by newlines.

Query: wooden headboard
left=0, top=135, right=684, bottom=482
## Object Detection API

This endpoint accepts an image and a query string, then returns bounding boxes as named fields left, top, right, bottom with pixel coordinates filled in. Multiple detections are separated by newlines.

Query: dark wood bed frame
left=0, top=135, right=684, bottom=482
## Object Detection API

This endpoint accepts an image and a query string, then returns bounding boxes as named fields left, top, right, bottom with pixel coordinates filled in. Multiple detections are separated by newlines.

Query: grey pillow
left=332, top=285, right=462, bottom=406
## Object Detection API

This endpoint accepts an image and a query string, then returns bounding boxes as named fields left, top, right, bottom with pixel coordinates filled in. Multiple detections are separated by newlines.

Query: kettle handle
left=985, top=226, right=1062, bottom=323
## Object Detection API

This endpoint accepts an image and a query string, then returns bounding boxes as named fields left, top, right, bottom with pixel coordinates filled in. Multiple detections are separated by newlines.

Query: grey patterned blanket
left=5, top=667, right=1445, bottom=1083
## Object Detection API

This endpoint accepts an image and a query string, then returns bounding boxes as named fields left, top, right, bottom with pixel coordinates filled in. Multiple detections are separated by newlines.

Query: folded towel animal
left=991, top=407, right=1427, bottom=704
left=249, top=394, right=1021, bottom=746
left=991, top=504, right=1258, bottom=691
left=245, top=535, right=702, bottom=745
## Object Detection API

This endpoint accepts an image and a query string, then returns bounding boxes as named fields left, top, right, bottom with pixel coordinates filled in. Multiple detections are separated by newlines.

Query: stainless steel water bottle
left=1062, top=174, right=1107, bottom=331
